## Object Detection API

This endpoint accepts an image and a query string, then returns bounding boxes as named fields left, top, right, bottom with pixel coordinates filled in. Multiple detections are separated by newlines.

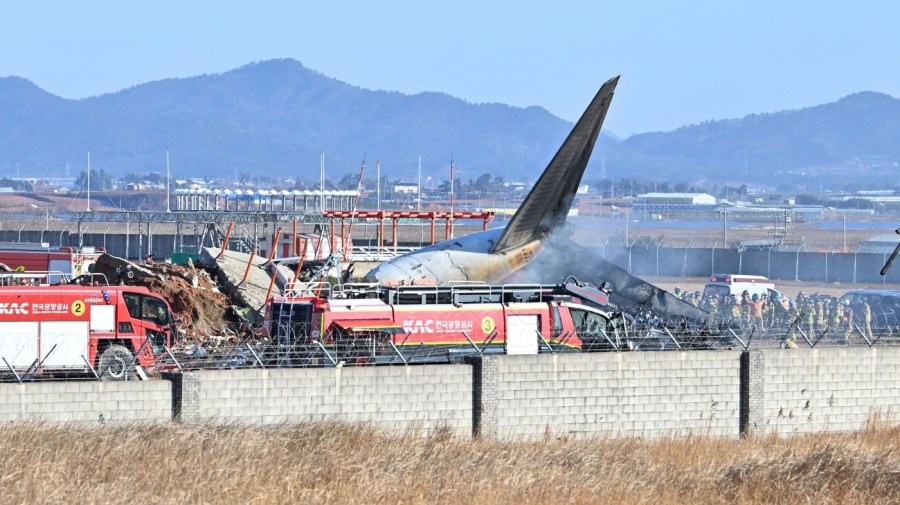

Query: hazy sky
left=3, top=1, right=898, bottom=136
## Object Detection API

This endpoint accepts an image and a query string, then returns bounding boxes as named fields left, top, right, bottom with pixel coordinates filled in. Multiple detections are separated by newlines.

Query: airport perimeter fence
left=0, top=228, right=206, bottom=261
left=593, top=240, right=900, bottom=285
left=5, top=224, right=898, bottom=286
left=2, top=214, right=898, bottom=282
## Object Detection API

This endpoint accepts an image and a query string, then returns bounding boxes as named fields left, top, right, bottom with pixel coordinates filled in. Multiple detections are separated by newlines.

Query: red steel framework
left=323, top=210, right=495, bottom=259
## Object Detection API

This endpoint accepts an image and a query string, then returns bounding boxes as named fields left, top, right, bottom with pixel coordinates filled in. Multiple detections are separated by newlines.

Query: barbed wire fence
left=1, top=301, right=899, bottom=383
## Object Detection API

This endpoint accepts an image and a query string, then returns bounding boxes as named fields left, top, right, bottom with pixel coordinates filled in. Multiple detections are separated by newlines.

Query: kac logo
left=0, top=302, right=29, bottom=315
left=402, top=319, right=434, bottom=334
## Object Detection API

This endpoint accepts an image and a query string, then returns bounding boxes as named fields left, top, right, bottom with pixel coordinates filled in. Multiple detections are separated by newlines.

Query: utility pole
left=86, top=151, right=91, bottom=212
left=417, top=155, right=422, bottom=212
left=165, top=150, right=171, bottom=212
left=319, top=152, right=325, bottom=211
left=376, top=160, right=381, bottom=212
left=449, top=158, right=455, bottom=239
left=722, top=209, right=728, bottom=244
left=842, top=210, right=847, bottom=252
left=625, top=210, right=629, bottom=245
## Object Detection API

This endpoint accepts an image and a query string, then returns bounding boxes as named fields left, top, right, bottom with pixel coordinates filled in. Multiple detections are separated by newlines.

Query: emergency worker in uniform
left=831, top=300, right=845, bottom=339
left=730, top=294, right=742, bottom=323
left=861, top=297, right=874, bottom=339
left=772, top=294, right=789, bottom=333
left=815, top=299, right=827, bottom=333
left=691, top=292, right=701, bottom=307
left=783, top=300, right=800, bottom=349
left=841, top=300, right=854, bottom=339
left=803, top=300, right=817, bottom=337
left=740, top=291, right=751, bottom=326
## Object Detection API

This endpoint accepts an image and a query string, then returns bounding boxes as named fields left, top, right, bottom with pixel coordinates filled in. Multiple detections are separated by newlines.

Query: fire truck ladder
left=275, top=296, right=298, bottom=368
left=273, top=284, right=329, bottom=367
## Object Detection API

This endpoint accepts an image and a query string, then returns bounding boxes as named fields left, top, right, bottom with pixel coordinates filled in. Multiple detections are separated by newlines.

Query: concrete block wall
left=174, top=366, right=473, bottom=436
left=0, top=348, right=898, bottom=437
left=0, top=381, right=172, bottom=425
left=760, top=348, right=900, bottom=435
left=474, top=351, right=743, bottom=440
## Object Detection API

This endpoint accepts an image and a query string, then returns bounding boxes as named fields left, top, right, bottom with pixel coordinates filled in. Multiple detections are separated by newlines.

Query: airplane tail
left=491, top=76, right=619, bottom=253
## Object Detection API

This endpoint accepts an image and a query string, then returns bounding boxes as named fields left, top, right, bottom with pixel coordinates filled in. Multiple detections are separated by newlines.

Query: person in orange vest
left=749, top=293, right=765, bottom=333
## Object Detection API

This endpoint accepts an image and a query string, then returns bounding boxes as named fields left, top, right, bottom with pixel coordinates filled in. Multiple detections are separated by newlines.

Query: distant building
left=392, top=182, right=419, bottom=194
left=506, top=181, right=527, bottom=193
left=633, top=193, right=716, bottom=219
left=842, top=195, right=900, bottom=209
left=637, top=193, right=716, bottom=205
left=859, top=233, right=900, bottom=254
left=856, top=190, right=895, bottom=196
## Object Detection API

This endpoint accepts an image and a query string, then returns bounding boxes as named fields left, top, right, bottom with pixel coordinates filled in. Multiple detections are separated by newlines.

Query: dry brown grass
left=2, top=422, right=899, bottom=504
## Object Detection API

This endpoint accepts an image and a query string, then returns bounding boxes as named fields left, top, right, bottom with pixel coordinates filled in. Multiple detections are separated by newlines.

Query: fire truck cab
left=0, top=281, right=177, bottom=380
left=265, top=279, right=630, bottom=364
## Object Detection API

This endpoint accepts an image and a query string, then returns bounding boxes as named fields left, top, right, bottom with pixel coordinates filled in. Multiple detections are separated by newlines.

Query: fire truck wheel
left=98, top=345, right=135, bottom=381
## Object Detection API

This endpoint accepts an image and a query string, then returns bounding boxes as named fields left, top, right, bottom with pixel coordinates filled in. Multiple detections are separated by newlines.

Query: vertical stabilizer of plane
left=490, top=76, right=619, bottom=253
left=363, top=76, right=620, bottom=285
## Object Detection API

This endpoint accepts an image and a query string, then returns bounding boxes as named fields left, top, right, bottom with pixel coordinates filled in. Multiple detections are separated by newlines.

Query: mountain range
left=1, top=59, right=898, bottom=187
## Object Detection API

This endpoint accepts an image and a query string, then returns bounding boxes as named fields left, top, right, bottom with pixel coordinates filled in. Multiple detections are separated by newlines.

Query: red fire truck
left=264, top=279, right=633, bottom=364
left=0, top=283, right=177, bottom=380
left=0, top=244, right=105, bottom=284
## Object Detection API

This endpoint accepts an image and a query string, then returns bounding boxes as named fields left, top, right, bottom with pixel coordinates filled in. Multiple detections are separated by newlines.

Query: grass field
left=4, top=422, right=900, bottom=504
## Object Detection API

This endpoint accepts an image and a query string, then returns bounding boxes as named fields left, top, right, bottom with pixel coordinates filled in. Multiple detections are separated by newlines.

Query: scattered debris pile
left=199, top=247, right=295, bottom=320
left=91, top=254, right=235, bottom=340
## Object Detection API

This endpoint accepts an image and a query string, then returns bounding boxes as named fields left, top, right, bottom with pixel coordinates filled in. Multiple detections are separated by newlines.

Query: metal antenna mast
left=449, top=155, right=455, bottom=239
left=417, top=154, right=422, bottom=212
left=86, top=151, right=91, bottom=212
left=319, top=152, right=325, bottom=211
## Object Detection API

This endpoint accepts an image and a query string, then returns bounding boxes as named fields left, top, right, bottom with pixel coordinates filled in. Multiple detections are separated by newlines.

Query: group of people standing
left=673, top=287, right=874, bottom=348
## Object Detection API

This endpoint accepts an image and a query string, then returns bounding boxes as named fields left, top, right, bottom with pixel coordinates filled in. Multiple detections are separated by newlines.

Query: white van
left=702, top=274, right=775, bottom=300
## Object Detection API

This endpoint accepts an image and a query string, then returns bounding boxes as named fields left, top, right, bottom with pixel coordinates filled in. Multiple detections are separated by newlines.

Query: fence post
left=656, top=242, right=661, bottom=276
left=628, top=244, right=632, bottom=274
left=465, top=355, right=499, bottom=439
left=682, top=245, right=688, bottom=277
left=739, top=350, right=765, bottom=437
